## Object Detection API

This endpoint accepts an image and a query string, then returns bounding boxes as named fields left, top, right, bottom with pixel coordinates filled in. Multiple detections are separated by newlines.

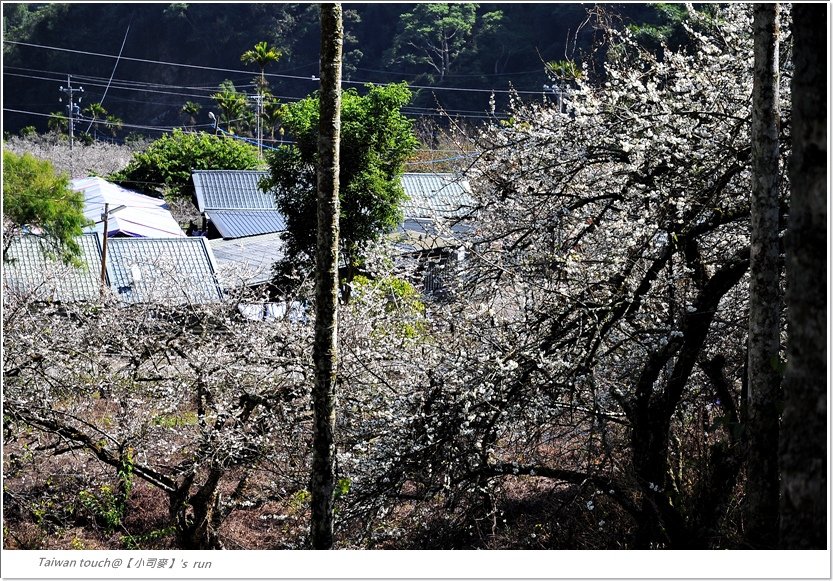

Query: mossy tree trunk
left=310, top=2, right=343, bottom=551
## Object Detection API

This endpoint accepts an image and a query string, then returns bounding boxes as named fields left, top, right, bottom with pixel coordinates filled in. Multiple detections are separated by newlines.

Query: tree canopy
left=2, top=149, right=89, bottom=264
left=388, top=4, right=479, bottom=83
left=110, top=129, right=261, bottom=198
left=261, top=82, right=418, bottom=293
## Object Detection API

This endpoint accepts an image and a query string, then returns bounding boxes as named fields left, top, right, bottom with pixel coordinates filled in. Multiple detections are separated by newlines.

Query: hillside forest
left=5, top=2, right=695, bottom=139
left=1, top=1, right=827, bottom=562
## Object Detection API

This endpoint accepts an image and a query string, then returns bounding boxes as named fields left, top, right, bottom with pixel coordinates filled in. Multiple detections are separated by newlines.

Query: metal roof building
left=394, top=173, right=477, bottom=255
left=192, top=170, right=285, bottom=239
left=74, top=176, right=186, bottom=238
left=106, top=237, right=223, bottom=304
left=3, top=233, right=104, bottom=302
left=400, top=173, right=475, bottom=220
left=202, top=209, right=286, bottom=239
left=210, top=232, right=285, bottom=288
left=3, top=234, right=223, bottom=305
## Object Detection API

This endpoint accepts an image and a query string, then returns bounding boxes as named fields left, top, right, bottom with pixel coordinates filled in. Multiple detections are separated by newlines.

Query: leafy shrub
left=110, top=129, right=262, bottom=198
left=351, top=274, right=428, bottom=339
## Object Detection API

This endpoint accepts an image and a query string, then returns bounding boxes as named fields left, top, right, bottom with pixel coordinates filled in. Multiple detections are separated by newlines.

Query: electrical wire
left=4, top=39, right=550, bottom=95
left=5, top=70, right=512, bottom=123
left=4, top=38, right=535, bottom=144
left=85, top=22, right=131, bottom=133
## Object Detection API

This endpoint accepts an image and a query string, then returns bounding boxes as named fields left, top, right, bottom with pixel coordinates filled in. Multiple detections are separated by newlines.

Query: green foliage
left=110, top=129, right=261, bottom=197
left=289, top=489, right=311, bottom=510
left=121, top=526, right=176, bottom=549
left=30, top=498, right=55, bottom=527
left=352, top=274, right=428, bottom=340
left=241, top=40, right=282, bottom=94
left=47, top=112, right=67, bottom=134
left=19, top=126, right=37, bottom=138
left=335, top=477, right=351, bottom=498
left=353, top=274, right=424, bottom=313
left=152, top=411, right=198, bottom=428
left=261, top=82, right=419, bottom=291
left=626, top=3, right=696, bottom=52
left=118, top=449, right=135, bottom=501
left=212, top=80, right=252, bottom=134
left=181, top=101, right=202, bottom=127
left=75, top=449, right=134, bottom=535
left=78, top=485, right=123, bottom=534
left=80, top=101, right=123, bottom=140
left=241, top=41, right=282, bottom=71
left=261, top=94, right=282, bottom=140
left=2, top=149, right=90, bottom=265
left=390, top=3, right=478, bottom=81
left=546, top=59, right=583, bottom=80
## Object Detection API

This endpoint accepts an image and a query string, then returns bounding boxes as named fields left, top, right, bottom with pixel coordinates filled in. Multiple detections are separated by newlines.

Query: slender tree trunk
left=310, top=2, right=343, bottom=550
left=745, top=3, right=781, bottom=549
left=779, top=3, right=827, bottom=550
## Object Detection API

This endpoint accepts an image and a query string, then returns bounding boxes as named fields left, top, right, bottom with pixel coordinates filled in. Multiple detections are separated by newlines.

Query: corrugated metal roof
left=74, top=176, right=186, bottom=238
left=210, top=232, right=285, bottom=287
left=3, top=233, right=105, bottom=302
left=393, top=219, right=474, bottom=254
left=400, top=173, right=475, bottom=220
left=105, top=237, right=223, bottom=304
left=192, top=170, right=273, bottom=211
left=205, top=209, right=286, bottom=239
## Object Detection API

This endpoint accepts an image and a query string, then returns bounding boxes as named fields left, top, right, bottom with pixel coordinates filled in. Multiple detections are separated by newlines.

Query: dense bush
left=110, top=129, right=262, bottom=198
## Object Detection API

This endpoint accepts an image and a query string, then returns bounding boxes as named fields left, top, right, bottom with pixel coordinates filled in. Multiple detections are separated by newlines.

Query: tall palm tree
left=105, top=114, right=124, bottom=138
left=241, top=41, right=282, bottom=156
left=261, top=93, right=282, bottom=142
left=240, top=41, right=282, bottom=94
left=211, top=81, right=250, bottom=134
left=83, top=101, right=108, bottom=139
left=47, top=111, right=68, bottom=134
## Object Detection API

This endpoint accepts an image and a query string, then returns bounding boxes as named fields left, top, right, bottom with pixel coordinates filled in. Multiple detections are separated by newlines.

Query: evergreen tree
left=262, top=82, right=418, bottom=293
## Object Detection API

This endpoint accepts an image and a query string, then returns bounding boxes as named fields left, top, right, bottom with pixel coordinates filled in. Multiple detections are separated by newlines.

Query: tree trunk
left=779, top=3, right=827, bottom=550
left=310, top=2, right=343, bottom=551
left=171, top=468, right=225, bottom=550
left=630, top=405, right=679, bottom=548
left=745, top=3, right=781, bottom=549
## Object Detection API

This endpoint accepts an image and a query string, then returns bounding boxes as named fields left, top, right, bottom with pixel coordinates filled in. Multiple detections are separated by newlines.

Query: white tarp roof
left=74, top=176, right=185, bottom=238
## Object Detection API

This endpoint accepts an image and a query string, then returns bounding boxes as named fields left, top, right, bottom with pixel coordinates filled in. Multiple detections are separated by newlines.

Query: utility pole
left=249, top=93, right=264, bottom=158
left=98, top=203, right=126, bottom=299
left=99, top=203, right=110, bottom=298
left=59, top=75, right=83, bottom=149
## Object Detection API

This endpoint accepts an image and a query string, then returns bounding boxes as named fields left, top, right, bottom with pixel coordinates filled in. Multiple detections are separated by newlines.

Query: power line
left=4, top=40, right=321, bottom=81
left=7, top=69, right=512, bottom=122
left=3, top=107, right=211, bottom=133
left=4, top=71, right=256, bottom=103
left=97, top=24, right=131, bottom=109
left=5, top=66, right=253, bottom=92
left=354, top=65, right=545, bottom=79
left=4, top=39, right=550, bottom=96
